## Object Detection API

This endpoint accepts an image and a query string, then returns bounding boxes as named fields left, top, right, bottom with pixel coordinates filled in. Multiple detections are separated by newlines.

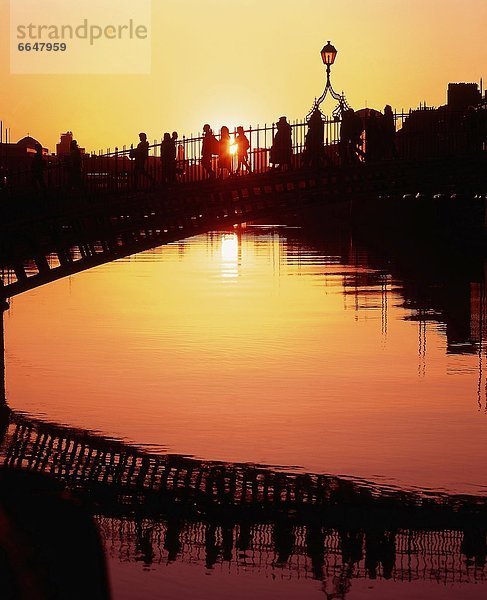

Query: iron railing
left=0, top=109, right=485, bottom=195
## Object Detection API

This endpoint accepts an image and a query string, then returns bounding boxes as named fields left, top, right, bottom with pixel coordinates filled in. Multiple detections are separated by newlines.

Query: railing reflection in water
left=97, top=517, right=487, bottom=586
left=0, top=412, right=486, bottom=590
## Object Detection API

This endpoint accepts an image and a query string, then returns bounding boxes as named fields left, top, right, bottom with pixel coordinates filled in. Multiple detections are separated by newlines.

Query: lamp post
left=308, top=41, right=349, bottom=119
left=321, top=41, right=337, bottom=88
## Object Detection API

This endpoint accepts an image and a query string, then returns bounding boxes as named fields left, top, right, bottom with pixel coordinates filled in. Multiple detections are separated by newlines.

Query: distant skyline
left=1, top=0, right=486, bottom=151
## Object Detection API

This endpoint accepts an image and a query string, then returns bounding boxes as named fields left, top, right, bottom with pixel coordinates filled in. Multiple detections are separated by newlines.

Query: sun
left=230, top=143, right=238, bottom=155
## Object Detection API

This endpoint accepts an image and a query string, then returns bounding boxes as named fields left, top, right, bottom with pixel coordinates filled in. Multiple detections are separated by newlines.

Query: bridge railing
left=1, top=118, right=341, bottom=196
left=166, top=117, right=344, bottom=183
left=1, top=109, right=484, bottom=199
left=55, top=118, right=344, bottom=190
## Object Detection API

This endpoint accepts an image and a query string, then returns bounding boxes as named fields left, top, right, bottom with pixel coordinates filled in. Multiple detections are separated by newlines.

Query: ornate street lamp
left=321, top=41, right=337, bottom=71
left=308, top=40, right=349, bottom=120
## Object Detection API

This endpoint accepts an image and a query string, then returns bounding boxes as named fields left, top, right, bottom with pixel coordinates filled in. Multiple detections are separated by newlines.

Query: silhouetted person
left=237, top=520, right=252, bottom=551
left=303, top=108, right=326, bottom=169
left=306, top=524, right=325, bottom=580
left=171, top=131, right=180, bottom=179
left=340, top=109, right=363, bottom=165
left=201, top=124, right=217, bottom=179
left=365, top=530, right=396, bottom=579
left=135, top=520, right=155, bottom=566
left=164, top=517, right=182, bottom=562
left=235, top=126, right=251, bottom=175
left=339, top=529, right=363, bottom=565
left=68, top=139, right=83, bottom=189
left=176, top=141, right=186, bottom=180
left=273, top=518, right=295, bottom=564
left=205, top=523, right=219, bottom=568
left=222, top=524, right=234, bottom=561
left=218, top=126, right=233, bottom=178
left=270, top=116, right=292, bottom=170
left=351, top=111, right=365, bottom=162
left=383, top=105, right=397, bottom=159
left=160, top=132, right=176, bottom=184
left=31, top=143, right=46, bottom=192
left=132, top=132, right=153, bottom=189
left=365, top=112, right=383, bottom=162
left=339, top=109, right=354, bottom=165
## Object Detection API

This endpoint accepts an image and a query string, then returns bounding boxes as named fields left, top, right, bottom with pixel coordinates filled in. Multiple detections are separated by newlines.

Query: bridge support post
left=0, top=291, right=9, bottom=407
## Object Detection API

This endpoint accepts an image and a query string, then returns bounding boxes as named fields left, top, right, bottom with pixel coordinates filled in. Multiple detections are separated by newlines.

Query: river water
left=3, top=219, right=487, bottom=598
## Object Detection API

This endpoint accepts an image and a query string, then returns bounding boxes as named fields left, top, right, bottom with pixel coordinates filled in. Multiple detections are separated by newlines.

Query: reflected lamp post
left=308, top=41, right=349, bottom=119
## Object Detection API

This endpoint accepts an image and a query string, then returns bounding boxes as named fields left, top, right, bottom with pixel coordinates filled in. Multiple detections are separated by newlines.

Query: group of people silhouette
left=201, top=124, right=251, bottom=179
left=131, top=124, right=253, bottom=187
left=28, top=106, right=402, bottom=193
left=194, top=107, right=398, bottom=181
left=339, top=105, right=397, bottom=165
left=132, top=117, right=297, bottom=187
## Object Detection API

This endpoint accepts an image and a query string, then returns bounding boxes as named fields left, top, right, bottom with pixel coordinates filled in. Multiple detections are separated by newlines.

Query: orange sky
left=0, top=0, right=486, bottom=152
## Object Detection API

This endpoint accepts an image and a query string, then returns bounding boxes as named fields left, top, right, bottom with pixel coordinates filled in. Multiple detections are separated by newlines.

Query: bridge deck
left=1, top=155, right=486, bottom=299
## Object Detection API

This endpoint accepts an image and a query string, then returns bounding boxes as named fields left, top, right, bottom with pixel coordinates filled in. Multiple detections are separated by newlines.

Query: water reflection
left=3, top=223, right=487, bottom=495
left=220, top=233, right=239, bottom=279
left=2, top=219, right=487, bottom=598
left=0, top=411, right=486, bottom=599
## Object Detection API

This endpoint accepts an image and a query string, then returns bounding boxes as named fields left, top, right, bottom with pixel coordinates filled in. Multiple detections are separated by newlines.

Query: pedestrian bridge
left=1, top=153, right=485, bottom=300
left=1, top=110, right=487, bottom=301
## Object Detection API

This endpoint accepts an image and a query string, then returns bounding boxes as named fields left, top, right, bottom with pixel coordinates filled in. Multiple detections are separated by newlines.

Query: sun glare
left=221, top=233, right=239, bottom=262
left=230, top=143, right=238, bottom=155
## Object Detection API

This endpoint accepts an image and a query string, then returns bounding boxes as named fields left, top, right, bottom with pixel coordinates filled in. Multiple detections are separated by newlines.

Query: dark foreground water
left=3, top=220, right=487, bottom=598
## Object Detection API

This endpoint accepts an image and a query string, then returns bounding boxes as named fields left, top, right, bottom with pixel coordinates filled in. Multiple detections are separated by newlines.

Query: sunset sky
left=0, top=0, right=486, bottom=152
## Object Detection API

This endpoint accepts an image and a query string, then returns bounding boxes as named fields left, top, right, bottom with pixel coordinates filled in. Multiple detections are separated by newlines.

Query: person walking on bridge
left=303, top=108, right=326, bottom=169
left=201, top=124, right=217, bottom=179
left=235, top=126, right=251, bottom=175
left=218, top=126, right=233, bottom=178
left=270, top=116, right=292, bottom=171
left=340, top=109, right=363, bottom=165
left=132, top=132, right=154, bottom=190
left=160, top=132, right=176, bottom=184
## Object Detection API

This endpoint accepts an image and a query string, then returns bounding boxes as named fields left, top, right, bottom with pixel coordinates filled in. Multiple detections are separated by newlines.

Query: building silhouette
left=56, top=131, right=85, bottom=157
left=447, top=83, right=482, bottom=112
left=396, top=82, right=486, bottom=159
left=0, top=135, right=49, bottom=176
